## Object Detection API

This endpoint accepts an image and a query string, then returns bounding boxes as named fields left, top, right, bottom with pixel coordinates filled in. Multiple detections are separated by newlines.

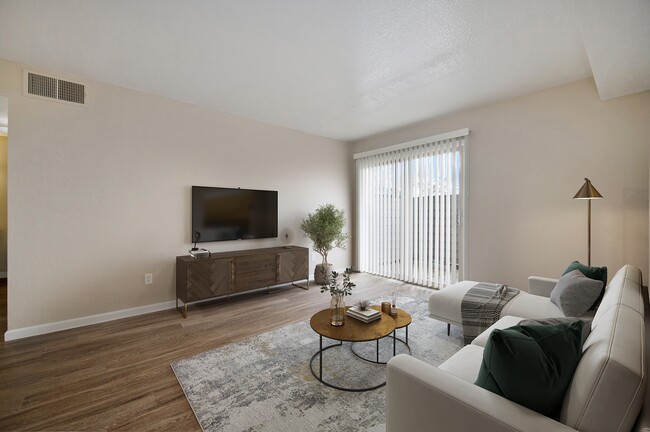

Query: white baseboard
left=4, top=300, right=176, bottom=342
left=3, top=270, right=351, bottom=342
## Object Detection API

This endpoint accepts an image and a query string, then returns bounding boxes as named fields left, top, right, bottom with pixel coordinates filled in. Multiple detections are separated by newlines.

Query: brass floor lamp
left=573, top=178, right=603, bottom=266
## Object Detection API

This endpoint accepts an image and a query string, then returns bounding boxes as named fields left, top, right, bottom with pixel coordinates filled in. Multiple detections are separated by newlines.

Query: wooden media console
left=176, top=245, right=309, bottom=317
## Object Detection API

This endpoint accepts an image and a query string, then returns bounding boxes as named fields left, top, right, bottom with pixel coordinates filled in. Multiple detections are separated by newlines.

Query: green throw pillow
left=563, top=261, right=607, bottom=309
left=474, top=321, right=584, bottom=417
left=519, top=317, right=592, bottom=344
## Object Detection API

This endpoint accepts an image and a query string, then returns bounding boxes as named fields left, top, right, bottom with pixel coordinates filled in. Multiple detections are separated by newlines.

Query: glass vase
left=330, top=294, right=345, bottom=326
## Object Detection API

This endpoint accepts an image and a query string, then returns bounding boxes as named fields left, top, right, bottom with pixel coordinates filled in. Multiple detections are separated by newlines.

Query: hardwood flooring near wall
left=0, top=279, right=6, bottom=336
left=0, top=273, right=432, bottom=431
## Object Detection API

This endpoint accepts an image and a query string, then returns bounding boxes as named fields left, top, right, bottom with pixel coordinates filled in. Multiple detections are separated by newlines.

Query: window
left=354, top=129, right=468, bottom=288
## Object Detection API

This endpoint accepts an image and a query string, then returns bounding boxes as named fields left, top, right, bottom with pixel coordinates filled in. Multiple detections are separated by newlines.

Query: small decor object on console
left=190, top=231, right=201, bottom=252
left=189, top=249, right=211, bottom=259
left=320, top=267, right=355, bottom=327
left=189, top=230, right=211, bottom=258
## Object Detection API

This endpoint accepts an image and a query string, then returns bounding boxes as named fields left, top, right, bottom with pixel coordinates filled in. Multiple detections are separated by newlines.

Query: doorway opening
left=0, top=96, right=8, bottom=335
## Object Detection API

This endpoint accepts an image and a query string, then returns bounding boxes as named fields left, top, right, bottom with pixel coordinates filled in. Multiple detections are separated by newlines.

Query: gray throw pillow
left=519, top=317, right=592, bottom=344
left=550, top=269, right=603, bottom=317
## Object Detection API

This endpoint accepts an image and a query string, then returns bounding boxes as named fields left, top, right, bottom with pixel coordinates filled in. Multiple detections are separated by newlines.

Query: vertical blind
left=355, top=131, right=467, bottom=289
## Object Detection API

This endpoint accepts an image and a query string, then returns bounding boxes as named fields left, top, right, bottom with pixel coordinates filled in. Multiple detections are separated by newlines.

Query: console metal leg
left=377, top=339, right=380, bottom=363
left=447, top=323, right=450, bottom=336
left=319, top=335, right=323, bottom=380
left=176, top=298, right=188, bottom=318
left=292, top=279, right=310, bottom=290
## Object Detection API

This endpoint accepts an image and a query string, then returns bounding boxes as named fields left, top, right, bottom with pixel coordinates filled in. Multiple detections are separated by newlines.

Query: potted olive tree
left=300, top=203, right=349, bottom=285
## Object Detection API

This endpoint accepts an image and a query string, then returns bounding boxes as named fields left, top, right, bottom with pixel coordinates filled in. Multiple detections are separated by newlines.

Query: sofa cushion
left=560, top=306, right=646, bottom=432
left=592, top=265, right=644, bottom=327
left=500, top=290, right=566, bottom=319
left=471, top=316, right=591, bottom=348
left=550, top=270, right=603, bottom=317
left=563, top=261, right=607, bottom=308
left=518, top=317, right=592, bottom=344
left=438, top=344, right=484, bottom=383
left=475, top=321, right=584, bottom=417
left=471, top=315, right=524, bottom=347
left=429, top=280, right=478, bottom=326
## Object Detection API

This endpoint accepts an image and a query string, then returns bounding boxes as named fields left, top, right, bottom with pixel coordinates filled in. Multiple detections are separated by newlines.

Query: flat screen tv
left=191, top=186, right=278, bottom=242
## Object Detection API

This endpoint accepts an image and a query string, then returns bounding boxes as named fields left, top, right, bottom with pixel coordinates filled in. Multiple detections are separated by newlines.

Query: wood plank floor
left=0, top=273, right=432, bottom=431
left=0, top=278, right=6, bottom=336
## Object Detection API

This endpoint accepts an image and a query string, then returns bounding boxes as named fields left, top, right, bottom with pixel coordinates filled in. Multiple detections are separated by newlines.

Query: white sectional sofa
left=428, top=275, right=594, bottom=335
left=386, top=265, right=649, bottom=432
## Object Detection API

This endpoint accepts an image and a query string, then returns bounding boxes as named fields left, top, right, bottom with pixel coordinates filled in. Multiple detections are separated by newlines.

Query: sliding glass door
left=355, top=131, right=467, bottom=289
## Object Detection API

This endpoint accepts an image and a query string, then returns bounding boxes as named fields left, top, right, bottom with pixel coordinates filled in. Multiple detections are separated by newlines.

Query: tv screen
left=192, top=186, right=278, bottom=242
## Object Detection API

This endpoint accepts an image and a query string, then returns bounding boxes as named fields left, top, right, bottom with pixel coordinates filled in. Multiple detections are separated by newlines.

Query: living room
left=1, top=1, right=649, bottom=431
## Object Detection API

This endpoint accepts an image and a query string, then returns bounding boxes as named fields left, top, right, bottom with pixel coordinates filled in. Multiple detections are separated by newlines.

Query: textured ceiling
left=0, top=0, right=648, bottom=141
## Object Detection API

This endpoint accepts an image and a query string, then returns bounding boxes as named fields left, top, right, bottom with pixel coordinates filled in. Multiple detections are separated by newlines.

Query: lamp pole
left=587, top=199, right=591, bottom=267
left=573, top=178, right=602, bottom=267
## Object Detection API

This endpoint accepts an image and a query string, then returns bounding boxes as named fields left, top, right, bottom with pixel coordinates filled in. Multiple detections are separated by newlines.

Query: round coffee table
left=309, top=307, right=397, bottom=392
left=351, top=306, right=412, bottom=364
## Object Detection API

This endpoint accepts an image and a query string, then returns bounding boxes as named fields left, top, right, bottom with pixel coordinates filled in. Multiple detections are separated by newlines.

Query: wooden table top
left=310, top=307, right=396, bottom=342
left=370, top=305, right=412, bottom=329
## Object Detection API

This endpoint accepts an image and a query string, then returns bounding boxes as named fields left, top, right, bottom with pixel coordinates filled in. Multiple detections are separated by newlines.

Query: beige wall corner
left=351, top=78, right=650, bottom=288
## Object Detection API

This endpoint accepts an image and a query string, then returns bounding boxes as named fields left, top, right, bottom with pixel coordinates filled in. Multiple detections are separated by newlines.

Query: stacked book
left=347, top=306, right=381, bottom=323
left=189, top=249, right=211, bottom=259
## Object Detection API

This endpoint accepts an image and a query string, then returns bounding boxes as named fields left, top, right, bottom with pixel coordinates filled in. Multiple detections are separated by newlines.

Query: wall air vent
left=57, top=79, right=85, bottom=104
left=27, top=73, right=57, bottom=99
left=24, top=71, right=86, bottom=105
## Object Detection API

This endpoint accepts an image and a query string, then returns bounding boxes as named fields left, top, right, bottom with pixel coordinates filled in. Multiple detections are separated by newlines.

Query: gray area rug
left=171, top=294, right=463, bottom=432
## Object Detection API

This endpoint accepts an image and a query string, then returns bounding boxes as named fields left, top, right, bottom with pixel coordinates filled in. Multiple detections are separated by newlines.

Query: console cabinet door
left=233, top=254, right=276, bottom=292
left=186, top=258, right=233, bottom=301
left=277, top=249, right=309, bottom=284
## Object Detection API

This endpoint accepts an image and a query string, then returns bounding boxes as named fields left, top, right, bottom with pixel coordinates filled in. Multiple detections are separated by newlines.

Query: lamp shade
left=573, top=178, right=603, bottom=200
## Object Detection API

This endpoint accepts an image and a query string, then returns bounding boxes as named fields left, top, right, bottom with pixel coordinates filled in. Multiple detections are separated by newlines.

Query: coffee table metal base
left=351, top=326, right=411, bottom=365
left=310, top=335, right=387, bottom=392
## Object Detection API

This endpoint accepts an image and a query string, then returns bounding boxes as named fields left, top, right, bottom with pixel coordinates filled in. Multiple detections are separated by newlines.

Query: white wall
left=351, top=78, right=650, bottom=289
left=0, top=59, right=352, bottom=332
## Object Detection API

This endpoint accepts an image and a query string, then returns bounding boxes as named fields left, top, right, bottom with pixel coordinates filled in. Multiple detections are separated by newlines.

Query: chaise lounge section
left=387, top=265, right=648, bottom=432
left=428, top=275, right=592, bottom=336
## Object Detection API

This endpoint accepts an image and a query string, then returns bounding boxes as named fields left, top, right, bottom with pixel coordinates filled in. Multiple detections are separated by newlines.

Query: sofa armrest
left=386, top=354, right=576, bottom=432
left=528, top=276, right=559, bottom=297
